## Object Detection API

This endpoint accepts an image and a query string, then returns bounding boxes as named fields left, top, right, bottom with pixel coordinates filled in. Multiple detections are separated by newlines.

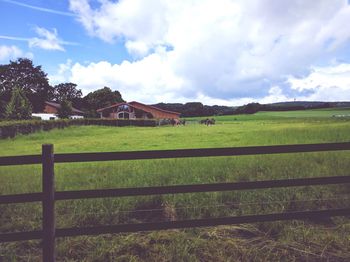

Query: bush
left=57, top=99, right=73, bottom=119
left=0, top=119, right=157, bottom=139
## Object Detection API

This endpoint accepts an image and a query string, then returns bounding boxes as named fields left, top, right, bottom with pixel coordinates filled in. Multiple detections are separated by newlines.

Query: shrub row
left=0, top=118, right=157, bottom=139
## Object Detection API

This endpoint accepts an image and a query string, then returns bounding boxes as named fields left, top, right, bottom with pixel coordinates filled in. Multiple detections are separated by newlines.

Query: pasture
left=1, top=108, right=350, bottom=261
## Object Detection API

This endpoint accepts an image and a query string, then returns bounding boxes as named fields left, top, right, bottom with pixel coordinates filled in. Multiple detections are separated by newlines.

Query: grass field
left=1, top=108, right=350, bottom=261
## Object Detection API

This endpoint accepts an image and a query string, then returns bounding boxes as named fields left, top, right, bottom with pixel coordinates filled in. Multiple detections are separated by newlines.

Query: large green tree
left=83, top=87, right=124, bottom=117
left=53, top=82, right=82, bottom=107
left=4, top=87, right=32, bottom=120
left=0, top=58, right=53, bottom=113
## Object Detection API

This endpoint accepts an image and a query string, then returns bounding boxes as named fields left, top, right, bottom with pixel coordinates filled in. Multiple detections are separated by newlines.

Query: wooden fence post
left=42, top=144, right=55, bottom=262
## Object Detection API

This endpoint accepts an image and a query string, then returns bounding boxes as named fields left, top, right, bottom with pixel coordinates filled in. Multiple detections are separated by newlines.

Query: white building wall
left=32, top=113, right=84, bottom=120
left=32, top=113, right=58, bottom=120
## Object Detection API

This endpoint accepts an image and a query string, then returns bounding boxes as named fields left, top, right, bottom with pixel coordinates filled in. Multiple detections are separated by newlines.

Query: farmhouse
left=32, top=101, right=84, bottom=120
left=97, top=101, right=180, bottom=120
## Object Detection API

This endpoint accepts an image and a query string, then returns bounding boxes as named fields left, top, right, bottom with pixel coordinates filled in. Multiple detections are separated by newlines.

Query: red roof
left=97, top=101, right=180, bottom=116
left=129, top=101, right=180, bottom=115
left=96, top=102, right=128, bottom=112
left=45, top=101, right=84, bottom=114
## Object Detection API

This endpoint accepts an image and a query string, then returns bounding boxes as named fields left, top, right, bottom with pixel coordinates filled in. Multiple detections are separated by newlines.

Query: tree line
left=0, top=58, right=125, bottom=120
left=153, top=102, right=236, bottom=117
left=154, top=100, right=342, bottom=117
left=232, top=101, right=337, bottom=115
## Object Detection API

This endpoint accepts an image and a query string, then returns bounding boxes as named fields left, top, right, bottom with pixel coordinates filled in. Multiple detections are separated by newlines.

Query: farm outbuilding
left=43, top=101, right=84, bottom=116
left=97, top=101, right=180, bottom=120
left=32, top=101, right=84, bottom=120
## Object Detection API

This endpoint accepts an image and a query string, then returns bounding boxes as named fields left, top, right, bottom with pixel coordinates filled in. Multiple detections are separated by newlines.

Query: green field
left=186, top=107, right=350, bottom=121
left=1, top=108, right=350, bottom=261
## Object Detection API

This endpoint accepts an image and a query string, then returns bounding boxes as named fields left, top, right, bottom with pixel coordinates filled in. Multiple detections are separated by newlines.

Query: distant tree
left=57, top=98, right=73, bottom=119
left=183, top=102, right=205, bottom=117
left=234, top=103, right=261, bottom=114
left=152, top=103, right=184, bottom=115
left=0, top=58, right=53, bottom=112
left=4, top=87, right=32, bottom=120
left=152, top=102, right=235, bottom=117
left=83, top=87, right=124, bottom=117
left=53, top=82, right=82, bottom=106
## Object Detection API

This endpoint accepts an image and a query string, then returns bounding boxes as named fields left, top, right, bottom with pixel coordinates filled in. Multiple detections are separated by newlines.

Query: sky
left=1, top=0, right=350, bottom=106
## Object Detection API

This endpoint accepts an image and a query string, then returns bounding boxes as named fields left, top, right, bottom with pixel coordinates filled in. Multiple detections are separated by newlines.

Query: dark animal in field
left=200, top=119, right=207, bottom=124
left=159, top=118, right=172, bottom=125
left=206, top=118, right=215, bottom=125
left=200, top=118, right=215, bottom=125
left=170, top=118, right=180, bottom=126
left=169, top=119, right=186, bottom=126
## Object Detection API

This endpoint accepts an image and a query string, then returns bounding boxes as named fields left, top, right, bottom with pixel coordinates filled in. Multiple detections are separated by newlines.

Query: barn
left=32, top=101, right=84, bottom=120
left=43, top=101, right=84, bottom=116
left=97, top=101, right=180, bottom=120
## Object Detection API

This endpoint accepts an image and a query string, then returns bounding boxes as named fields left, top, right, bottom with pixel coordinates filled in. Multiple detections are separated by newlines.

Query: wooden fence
left=1, top=142, right=350, bottom=261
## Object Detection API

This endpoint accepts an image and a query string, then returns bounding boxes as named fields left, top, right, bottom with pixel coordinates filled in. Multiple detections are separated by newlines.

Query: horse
left=206, top=118, right=215, bottom=126
left=200, top=119, right=208, bottom=124
left=169, top=119, right=186, bottom=126
left=170, top=118, right=181, bottom=126
left=200, top=118, right=215, bottom=126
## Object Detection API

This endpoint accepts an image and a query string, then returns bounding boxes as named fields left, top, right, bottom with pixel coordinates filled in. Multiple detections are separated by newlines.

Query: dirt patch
left=130, top=198, right=177, bottom=223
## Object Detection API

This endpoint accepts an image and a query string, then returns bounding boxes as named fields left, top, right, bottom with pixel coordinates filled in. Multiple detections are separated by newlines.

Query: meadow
left=1, top=108, right=350, bottom=261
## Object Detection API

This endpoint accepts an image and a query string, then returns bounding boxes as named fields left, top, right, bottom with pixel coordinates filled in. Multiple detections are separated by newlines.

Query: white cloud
left=69, top=0, right=169, bottom=50
left=66, top=0, right=350, bottom=104
left=0, top=27, right=78, bottom=52
left=64, top=48, right=187, bottom=103
left=0, top=45, right=33, bottom=62
left=125, top=40, right=152, bottom=58
left=0, top=45, right=22, bottom=61
left=48, top=59, right=73, bottom=85
left=288, top=63, right=350, bottom=101
left=28, top=27, right=66, bottom=51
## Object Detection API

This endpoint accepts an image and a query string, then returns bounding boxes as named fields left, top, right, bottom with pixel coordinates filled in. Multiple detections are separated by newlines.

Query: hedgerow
left=0, top=118, right=157, bottom=139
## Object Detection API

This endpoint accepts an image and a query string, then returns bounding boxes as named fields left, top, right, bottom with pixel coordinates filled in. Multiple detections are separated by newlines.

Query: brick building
left=43, top=101, right=84, bottom=116
left=97, top=101, right=180, bottom=120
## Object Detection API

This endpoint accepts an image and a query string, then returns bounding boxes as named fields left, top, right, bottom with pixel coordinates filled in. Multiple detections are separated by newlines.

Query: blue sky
left=0, top=0, right=130, bottom=70
left=1, top=0, right=350, bottom=105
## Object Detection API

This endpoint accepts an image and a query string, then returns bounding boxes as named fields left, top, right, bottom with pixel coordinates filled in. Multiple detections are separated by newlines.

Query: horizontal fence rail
left=0, top=230, right=42, bottom=242
left=0, top=154, right=42, bottom=166
left=1, top=175, right=350, bottom=204
left=0, top=192, right=42, bottom=204
left=49, top=208, right=350, bottom=237
left=0, top=142, right=350, bottom=261
left=1, top=142, right=350, bottom=166
left=54, top=175, right=350, bottom=200
left=2, top=208, right=350, bottom=243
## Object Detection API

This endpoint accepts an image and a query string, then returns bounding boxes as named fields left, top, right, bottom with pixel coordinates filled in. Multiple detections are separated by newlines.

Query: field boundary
left=0, top=142, right=350, bottom=261
left=0, top=118, right=157, bottom=139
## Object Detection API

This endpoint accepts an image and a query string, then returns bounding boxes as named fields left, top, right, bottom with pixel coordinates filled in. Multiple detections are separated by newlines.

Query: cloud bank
left=60, top=0, right=350, bottom=105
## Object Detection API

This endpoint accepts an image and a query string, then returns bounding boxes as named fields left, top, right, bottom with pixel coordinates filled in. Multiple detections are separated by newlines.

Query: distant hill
left=266, top=101, right=350, bottom=108
left=153, top=101, right=350, bottom=117
left=233, top=101, right=350, bottom=115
